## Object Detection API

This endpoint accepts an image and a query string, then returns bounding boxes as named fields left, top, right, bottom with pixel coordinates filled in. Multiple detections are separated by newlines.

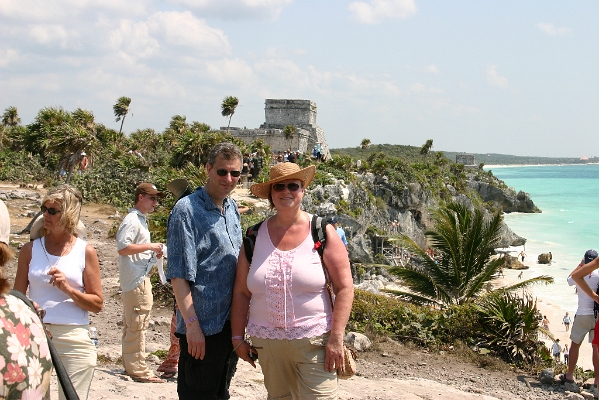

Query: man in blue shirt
left=330, top=215, right=348, bottom=250
left=167, top=142, right=243, bottom=399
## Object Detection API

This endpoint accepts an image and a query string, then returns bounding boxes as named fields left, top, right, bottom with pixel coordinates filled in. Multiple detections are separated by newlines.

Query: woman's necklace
left=41, top=236, right=74, bottom=271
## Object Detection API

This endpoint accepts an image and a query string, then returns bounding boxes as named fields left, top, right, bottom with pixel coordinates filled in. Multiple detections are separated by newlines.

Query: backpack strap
left=311, top=215, right=328, bottom=258
left=242, top=220, right=264, bottom=264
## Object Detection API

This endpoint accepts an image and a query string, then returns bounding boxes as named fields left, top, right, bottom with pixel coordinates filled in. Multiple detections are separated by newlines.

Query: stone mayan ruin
left=224, top=99, right=331, bottom=159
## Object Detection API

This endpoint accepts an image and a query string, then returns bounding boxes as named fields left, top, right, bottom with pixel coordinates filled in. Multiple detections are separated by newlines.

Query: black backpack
left=243, top=215, right=328, bottom=264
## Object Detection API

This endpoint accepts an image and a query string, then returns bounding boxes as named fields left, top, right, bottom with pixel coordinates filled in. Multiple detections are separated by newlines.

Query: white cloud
left=205, top=58, right=255, bottom=85
left=485, top=64, right=508, bottom=88
left=536, top=22, right=571, bottom=36
left=410, top=82, right=444, bottom=94
left=167, top=0, right=292, bottom=20
left=28, top=24, right=81, bottom=49
left=147, top=11, right=230, bottom=54
left=108, top=11, right=231, bottom=60
left=348, top=0, right=417, bottom=24
left=0, top=48, right=20, bottom=67
left=424, top=65, right=440, bottom=74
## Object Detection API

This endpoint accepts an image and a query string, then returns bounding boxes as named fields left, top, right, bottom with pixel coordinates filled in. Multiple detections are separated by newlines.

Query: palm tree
left=360, top=138, right=371, bottom=161
left=2, top=106, right=20, bottom=127
left=113, top=96, right=132, bottom=135
left=283, top=125, right=296, bottom=149
left=385, top=201, right=553, bottom=307
left=420, top=139, right=433, bottom=155
left=221, top=96, right=239, bottom=131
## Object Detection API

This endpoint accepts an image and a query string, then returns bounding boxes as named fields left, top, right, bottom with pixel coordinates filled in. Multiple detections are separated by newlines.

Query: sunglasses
left=145, top=195, right=159, bottom=202
left=41, top=205, right=62, bottom=215
left=272, top=183, right=301, bottom=192
left=216, top=169, right=241, bottom=178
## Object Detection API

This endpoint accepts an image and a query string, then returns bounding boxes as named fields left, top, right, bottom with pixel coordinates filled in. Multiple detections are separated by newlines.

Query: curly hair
left=40, top=184, right=83, bottom=237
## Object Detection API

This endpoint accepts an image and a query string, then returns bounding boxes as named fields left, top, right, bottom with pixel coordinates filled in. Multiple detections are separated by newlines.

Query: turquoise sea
left=488, top=164, right=599, bottom=314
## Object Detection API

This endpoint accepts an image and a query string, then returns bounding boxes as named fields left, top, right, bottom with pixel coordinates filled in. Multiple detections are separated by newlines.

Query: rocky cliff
left=302, top=172, right=529, bottom=264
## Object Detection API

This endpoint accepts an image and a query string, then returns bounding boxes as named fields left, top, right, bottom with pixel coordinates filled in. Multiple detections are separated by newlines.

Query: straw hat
left=167, top=179, right=192, bottom=201
left=250, top=163, right=316, bottom=199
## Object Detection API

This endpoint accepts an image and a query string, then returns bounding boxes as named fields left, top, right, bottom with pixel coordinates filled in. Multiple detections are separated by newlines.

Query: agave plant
left=475, top=290, right=547, bottom=365
left=385, top=201, right=553, bottom=307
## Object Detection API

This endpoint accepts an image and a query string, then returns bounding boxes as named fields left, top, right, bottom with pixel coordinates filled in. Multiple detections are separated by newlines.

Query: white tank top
left=28, top=237, right=89, bottom=325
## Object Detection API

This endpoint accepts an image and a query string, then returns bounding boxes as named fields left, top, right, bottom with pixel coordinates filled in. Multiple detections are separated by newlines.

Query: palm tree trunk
left=119, top=116, right=126, bottom=135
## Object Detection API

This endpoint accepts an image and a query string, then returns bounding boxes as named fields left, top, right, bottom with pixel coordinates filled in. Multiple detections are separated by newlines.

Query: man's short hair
left=207, top=142, right=242, bottom=166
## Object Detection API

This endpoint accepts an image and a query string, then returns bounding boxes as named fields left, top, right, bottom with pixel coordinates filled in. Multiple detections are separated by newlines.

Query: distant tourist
left=563, top=312, right=571, bottom=332
left=519, top=250, right=526, bottom=262
left=565, top=249, right=599, bottom=391
left=564, top=344, right=570, bottom=365
left=542, top=315, right=550, bottom=330
left=518, top=271, right=523, bottom=279
left=552, top=339, right=562, bottom=362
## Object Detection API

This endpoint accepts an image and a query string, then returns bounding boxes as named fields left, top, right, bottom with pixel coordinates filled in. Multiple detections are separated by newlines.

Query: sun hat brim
left=167, top=179, right=192, bottom=201
left=250, top=164, right=316, bottom=199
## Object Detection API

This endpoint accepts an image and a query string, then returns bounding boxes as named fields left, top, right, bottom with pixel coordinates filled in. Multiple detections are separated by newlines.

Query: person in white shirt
left=116, top=183, right=165, bottom=383
left=561, top=249, right=599, bottom=386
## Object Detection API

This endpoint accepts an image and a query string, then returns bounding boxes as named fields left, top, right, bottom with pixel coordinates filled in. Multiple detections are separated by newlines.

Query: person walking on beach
left=519, top=250, right=526, bottom=262
left=552, top=339, right=562, bottom=363
left=563, top=249, right=599, bottom=395
left=166, top=142, right=243, bottom=399
left=518, top=271, right=523, bottom=279
left=542, top=315, right=550, bottom=330
left=116, top=183, right=166, bottom=383
left=564, top=344, right=570, bottom=365
left=563, top=312, right=571, bottom=332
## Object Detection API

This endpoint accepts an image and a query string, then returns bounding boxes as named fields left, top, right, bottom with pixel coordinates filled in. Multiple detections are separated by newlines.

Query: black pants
left=176, top=321, right=238, bottom=400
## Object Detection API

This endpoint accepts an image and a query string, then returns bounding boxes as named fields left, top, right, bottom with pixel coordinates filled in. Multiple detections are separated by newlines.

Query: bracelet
left=233, top=340, right=246, bottom=352
left=231, top=336, right=244, bottom=341
left=184, top=316, right=198, bottom=324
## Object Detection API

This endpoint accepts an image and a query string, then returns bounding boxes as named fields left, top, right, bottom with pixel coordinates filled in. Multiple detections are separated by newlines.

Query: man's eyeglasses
left=145, top=195, right=159, bottom=202
left=272, top=183, right=301, bottom=192
left=216, top=169, right=241, bottom=178
left=41, top=205, right=62, bottom=215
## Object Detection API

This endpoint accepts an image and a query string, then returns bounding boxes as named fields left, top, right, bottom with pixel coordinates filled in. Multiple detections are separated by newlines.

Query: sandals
left=558, top=374, right=575, bottom=384
left=132, top=376, right=166, bottom=383
left=159, top=371, right=177, bottom=379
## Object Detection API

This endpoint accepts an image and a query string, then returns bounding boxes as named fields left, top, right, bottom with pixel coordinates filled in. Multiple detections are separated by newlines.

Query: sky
left=1, top=0, right=597, bottom=158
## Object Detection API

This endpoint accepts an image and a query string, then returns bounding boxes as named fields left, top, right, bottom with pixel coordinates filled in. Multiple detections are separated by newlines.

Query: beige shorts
left=570, top=314, right=596, bottom=344
left=250, top=333, right=338, bottom=400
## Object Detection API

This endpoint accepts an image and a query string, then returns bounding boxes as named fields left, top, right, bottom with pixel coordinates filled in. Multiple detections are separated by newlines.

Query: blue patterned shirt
left=166, top=186, right=242, bottom=336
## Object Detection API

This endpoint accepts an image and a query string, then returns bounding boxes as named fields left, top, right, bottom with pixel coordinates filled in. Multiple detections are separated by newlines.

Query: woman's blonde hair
left=0, top=242, right=15, bottom=294
left=40, top=185, right=83, bottom=237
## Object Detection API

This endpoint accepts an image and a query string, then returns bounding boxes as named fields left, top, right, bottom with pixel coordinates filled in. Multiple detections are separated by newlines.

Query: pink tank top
left=246, top=215, right=332, bottom=340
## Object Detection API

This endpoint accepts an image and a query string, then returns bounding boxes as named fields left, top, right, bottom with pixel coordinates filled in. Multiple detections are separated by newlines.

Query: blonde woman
left=15, top=185, right=103, bottom=399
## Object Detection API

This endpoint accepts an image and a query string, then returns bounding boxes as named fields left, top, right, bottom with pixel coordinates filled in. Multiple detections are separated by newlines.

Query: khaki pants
left=121, top=276, right=154, bottom=379
left=45, top=324, right=97, bottom=400
left=250, top=334, right=338, bottom=400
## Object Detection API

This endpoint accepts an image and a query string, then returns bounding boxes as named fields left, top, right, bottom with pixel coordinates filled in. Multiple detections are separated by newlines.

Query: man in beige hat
left=116, top=182, right=165, bottom=383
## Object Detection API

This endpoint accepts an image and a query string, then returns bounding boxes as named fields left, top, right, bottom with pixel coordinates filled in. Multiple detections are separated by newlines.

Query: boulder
left=538, top=253, right=552, bottom=264
left=344, top=332, right=372, bottom=352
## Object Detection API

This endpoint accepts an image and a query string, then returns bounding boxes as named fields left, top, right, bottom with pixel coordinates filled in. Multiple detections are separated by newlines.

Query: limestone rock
left=538, top=253, right=552, bottom=264
left=344, top=332, right=372, bottom=352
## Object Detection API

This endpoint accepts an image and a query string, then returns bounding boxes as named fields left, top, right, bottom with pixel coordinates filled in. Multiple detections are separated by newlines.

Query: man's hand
left=186, top=321, right=206, bottom=359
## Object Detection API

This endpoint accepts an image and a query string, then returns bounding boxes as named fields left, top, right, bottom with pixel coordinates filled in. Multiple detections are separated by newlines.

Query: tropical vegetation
left=0, top=102, right=559, bottom=370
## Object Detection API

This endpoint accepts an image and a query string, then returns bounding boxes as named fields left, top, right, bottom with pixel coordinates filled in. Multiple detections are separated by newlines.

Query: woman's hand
left=47, top=267, right=73, bottom=295
left=232, top=339, right=257, bottom=368
left=324, top=335, right=344, bottom=373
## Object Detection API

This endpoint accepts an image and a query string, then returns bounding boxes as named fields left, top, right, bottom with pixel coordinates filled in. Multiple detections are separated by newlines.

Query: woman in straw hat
left=231, top=163, right=354, bottom=399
